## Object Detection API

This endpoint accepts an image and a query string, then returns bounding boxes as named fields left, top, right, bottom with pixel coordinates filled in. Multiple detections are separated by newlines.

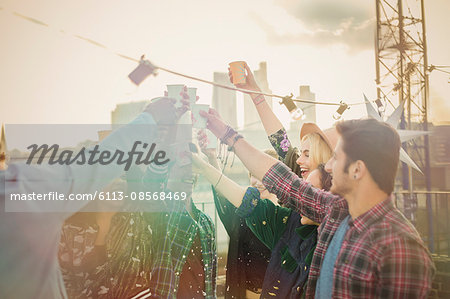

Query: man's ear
left=350, top=160, right=366, bottom=180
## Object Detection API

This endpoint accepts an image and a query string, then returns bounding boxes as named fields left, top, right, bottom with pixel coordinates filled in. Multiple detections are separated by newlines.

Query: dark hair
left=336, top=118, right=400, bottom=194
left=317, top=163, right=332, bottom=191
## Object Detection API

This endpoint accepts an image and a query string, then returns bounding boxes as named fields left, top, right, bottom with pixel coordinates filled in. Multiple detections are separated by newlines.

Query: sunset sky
left=1, top=0, right=449, bottom=138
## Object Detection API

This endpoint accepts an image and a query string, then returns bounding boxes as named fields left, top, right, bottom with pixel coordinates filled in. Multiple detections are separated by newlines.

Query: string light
left=128, top=56, right=157, bottom=85
left=280, top=94, right=305, bottom=121
left=332, top=102, right=349, bottom=120
left=4, top=8, right=391, bottom=118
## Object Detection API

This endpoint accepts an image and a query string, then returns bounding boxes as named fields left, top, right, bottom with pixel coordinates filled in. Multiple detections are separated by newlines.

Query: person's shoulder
left=193, top=203, right=215, bottom=226
left=387, top=209, right=422, bottom=237
left=371, top=208, right=427, bottom=250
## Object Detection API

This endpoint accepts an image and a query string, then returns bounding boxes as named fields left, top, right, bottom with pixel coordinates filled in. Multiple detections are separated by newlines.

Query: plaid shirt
left=133, top=203, right=217, bottom=299
left=262, top=162, right=435, bottom=299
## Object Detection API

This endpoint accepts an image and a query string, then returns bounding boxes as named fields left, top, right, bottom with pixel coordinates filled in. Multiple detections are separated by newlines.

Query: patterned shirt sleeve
left=378, top=237, right=435, bottom=298
left=236, top=187, right=292, bottom=250
left=268, top=128, right=302, bottom=178
left=262, top=162, right=338, bottom=224
left=235, top=187, right=260, bottom=218
left=268, top=128, right=293, bottom=161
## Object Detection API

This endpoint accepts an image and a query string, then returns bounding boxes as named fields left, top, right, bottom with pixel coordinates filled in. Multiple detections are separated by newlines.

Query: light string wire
left=4, top=7, right=395, bottom=108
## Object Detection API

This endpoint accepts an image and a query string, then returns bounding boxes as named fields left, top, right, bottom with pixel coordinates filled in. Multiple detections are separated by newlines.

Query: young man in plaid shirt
left=200, top=108, right=434, bottom=299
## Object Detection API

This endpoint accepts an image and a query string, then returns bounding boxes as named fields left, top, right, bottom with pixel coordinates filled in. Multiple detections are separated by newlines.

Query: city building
left=111, top=100, right=150, bottom=125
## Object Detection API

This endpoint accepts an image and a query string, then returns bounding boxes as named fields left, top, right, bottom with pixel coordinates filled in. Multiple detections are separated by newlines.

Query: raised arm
left=229, top=63, right=300, bottom=169
left=192, top=153, right=246, bottom=208
left=197, top=130, right=220, bottom=170
left=70, top=97, right=188, bottom=196
left=199, top=108, right=280, bottom=182
left=196, top=129, right=238, bottom=233
left=192, top=149, right=291, bottom=250
left=229, top=62, right=284, bottom=136
left=199, top=108, right=338, bottom=223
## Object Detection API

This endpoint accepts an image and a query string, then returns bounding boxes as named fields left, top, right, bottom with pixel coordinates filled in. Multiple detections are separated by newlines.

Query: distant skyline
left=1, top=0, right=449, bottom=131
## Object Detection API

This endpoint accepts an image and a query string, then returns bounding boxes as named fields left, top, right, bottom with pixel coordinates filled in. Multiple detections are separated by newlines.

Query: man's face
left=325, top=139, right=352, bottom=197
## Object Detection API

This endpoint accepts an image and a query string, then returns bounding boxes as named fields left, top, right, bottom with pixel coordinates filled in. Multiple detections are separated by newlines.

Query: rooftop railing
left=394, top=191, right=450, bottom=256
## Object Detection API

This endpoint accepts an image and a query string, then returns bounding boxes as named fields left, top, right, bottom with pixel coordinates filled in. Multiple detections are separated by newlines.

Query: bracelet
left=227, top=134, right=243, bottom=151
left=252, top=94, right=265, bottom=105
left=220, top=126, right=237, bottom=144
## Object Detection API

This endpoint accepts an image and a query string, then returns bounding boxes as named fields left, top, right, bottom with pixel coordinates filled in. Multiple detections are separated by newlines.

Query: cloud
left=279, top=0, right=372, bottom=30
left=253, top=0, right=375, bottom=51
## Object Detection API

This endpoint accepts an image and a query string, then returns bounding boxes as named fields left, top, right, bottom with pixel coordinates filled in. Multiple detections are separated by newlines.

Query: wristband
left=220, top=126, right=237, bottom=145
left=252, top=94, right=265, bottom=105
left=228, top=134, right=244, bottom=151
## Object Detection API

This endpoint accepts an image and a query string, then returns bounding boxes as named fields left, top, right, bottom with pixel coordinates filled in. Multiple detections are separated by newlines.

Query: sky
left=1, top=0, right=449, bottom=137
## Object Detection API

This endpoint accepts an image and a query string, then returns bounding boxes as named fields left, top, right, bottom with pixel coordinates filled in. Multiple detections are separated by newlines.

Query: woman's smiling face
left=296, top=138, right=311, bottom=179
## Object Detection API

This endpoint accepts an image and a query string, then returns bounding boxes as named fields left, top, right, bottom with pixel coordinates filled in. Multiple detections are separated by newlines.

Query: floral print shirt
left=268, top=128, right=302, bottom=178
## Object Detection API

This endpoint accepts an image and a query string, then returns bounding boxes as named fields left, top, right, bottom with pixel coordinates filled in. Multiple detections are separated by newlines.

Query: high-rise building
left=243, top=62, right=272, bottom=129
left=111, top=100, right=150, bottom=126
left=212, top=72, right=238, bottom=128
left=426, top=125, right=450, bottom=189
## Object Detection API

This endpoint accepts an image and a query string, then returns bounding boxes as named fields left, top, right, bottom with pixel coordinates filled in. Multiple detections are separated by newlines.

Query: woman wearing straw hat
left=196, top=95, right=335, bottom=297
left=228, top=61, right=336, bottom=177
left=193, top=134, right=333, bottom=298
left=228, top=61, right=337, bottom=225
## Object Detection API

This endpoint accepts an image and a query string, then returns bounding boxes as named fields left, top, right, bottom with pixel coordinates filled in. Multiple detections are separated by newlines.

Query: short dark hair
left=336, top=118, right=401, bottom=194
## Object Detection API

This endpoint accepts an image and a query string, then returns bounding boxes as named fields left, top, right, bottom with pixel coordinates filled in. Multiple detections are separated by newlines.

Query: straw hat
left=300, top=123, right=338, bottom=151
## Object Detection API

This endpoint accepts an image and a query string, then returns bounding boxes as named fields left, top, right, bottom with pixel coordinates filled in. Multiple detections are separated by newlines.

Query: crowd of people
left=0, top=61, right=435, bottom=298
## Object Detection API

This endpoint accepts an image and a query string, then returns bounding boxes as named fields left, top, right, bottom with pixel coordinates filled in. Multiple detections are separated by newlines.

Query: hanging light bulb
left=290, top=108, right=305, bottom=121
left=375, top=98, right=386, bottom=113
left=332, top=101, right=349, bottom=120
left=128, top=55, right=157, bottom=86
left=281, top=94, right=305, bottom=121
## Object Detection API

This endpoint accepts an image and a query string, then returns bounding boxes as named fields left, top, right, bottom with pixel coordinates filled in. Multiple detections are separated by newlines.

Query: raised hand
left=197, top=130, right=216, bottom=158
left=199, top=108, right=229, bottom=141
left=177, top=86, right=191, bottom=117
left=144, top=97, right=178, bottom=125
left=228, top=61, right=261, bottom=93
left=145, top=91, right=189, bottom=125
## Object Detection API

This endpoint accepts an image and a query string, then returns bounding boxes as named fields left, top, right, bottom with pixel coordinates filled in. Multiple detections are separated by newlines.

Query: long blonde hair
left=301, top=133, right=332, bottom=170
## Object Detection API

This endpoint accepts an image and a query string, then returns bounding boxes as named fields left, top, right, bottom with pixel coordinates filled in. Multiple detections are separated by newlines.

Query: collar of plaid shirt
left=263, top=162, right=434, bottom=299
left=141, top=202, right=217, bottom=299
